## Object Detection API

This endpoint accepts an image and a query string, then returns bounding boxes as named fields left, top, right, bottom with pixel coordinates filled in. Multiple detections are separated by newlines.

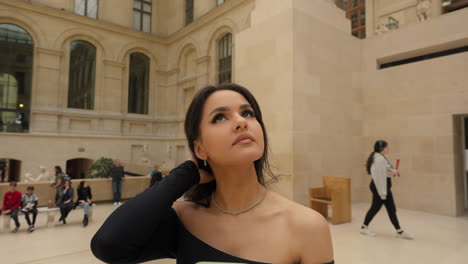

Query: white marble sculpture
left=375, top=23, right=389, bottom=34
left=24, top=166, right=52, bottom=182
left=416, top=0, right=432, bottom=22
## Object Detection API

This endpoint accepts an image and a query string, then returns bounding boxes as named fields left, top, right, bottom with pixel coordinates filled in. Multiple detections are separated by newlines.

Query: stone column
left=103, top=60, right=125, bottom=113
left=30, top=48, right=64, bottom=133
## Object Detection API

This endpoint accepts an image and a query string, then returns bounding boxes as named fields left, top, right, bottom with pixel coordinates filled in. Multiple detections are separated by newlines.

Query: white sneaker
left=360, top=227, right=377, bottom=237
left=117, top=202, right=122, bottom=206
left=113, top=202, right=117, bottom=206
left=396, top=231, right=415, bottom=240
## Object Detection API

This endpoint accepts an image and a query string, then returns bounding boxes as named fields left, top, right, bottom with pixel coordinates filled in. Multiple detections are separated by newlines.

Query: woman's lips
left=233, top=135, right=255, bottom=145
left=237, top=138, right=253, bottom=144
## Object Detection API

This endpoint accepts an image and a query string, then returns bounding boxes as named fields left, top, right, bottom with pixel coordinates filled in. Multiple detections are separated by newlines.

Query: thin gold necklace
left=212, top=188, right=269, bottom=215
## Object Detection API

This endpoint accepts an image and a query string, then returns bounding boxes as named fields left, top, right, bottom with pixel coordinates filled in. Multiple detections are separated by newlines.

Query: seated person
left=75, top=181, right=93, bottom=227
left=1, top=182, right=22, bottom=233
left=57, top=180, right=74, bottom=224
left=22, top=186, right=39, bottom=233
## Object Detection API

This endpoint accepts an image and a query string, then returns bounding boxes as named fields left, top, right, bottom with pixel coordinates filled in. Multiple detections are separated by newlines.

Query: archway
left=0, top=158, right=21, bottom=182
left=66, top=158, right=94, bottom=179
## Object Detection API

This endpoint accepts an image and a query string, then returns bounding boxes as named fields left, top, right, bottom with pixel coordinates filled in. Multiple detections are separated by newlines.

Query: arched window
left=68, top=40, right=96, bottom=110
left=128, top=52, right=150, bottom=114
left=0, top=24, right=34, bottom=133
left=218, top=33, right=232, bottom=84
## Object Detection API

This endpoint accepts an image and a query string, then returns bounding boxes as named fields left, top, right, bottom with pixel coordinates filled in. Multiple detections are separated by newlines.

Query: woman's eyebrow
left=208, top=104, right=252, bottom=116
left=239, top=104, right=252, bottom=110
left=209, top=106, right=228, bottom=116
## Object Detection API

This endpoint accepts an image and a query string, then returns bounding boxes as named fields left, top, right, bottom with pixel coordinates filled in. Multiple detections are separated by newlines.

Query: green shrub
left=89, top=157, right=114, bottom=178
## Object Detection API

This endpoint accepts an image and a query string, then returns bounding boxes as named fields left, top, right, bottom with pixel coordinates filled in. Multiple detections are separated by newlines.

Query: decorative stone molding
left=36, top=47, right=64, bottom=57
left=416, top=0, right=432, bottom=22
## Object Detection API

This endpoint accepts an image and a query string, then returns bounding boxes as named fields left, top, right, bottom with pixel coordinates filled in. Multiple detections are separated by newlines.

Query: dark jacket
left=74, top=186, right=93, bottom=209
left=150, top=170, right=163, bottom=187
left=109, top=166, right=125, bottom=183
left=77, top=186, right=92, bottom=201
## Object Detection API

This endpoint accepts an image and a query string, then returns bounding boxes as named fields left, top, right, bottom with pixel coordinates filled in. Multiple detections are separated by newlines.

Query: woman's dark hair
left=366, top=140, right=388, bottom=174
left=184, top=83, right=274, bottom=205
left=79, top=181, right=86, bottom=189
left=54, top=166, right=62, bottom=175
left=64, top=179, right=72, bottom=187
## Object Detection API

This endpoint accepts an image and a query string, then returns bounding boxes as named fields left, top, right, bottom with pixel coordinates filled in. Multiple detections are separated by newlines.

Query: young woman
left=57, top=180, right=74, bottom=224
left=91, top=84, right=334, bottom=264
left=361, top=140, right=414, bottom=239
left=76, top=181, right=93, bottom=227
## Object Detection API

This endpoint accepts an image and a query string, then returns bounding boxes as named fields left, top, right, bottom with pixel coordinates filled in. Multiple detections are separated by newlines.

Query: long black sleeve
left=90, top=161, right=200, bottom=264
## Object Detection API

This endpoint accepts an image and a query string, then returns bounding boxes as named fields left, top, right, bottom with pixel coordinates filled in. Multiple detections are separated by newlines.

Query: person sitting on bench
left=1, top=182, right=22, bottom=233
left=21, top=186, right=39, bottom=232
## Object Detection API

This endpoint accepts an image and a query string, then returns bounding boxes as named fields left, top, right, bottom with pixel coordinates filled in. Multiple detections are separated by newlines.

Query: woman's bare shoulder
left=268, top=192, right=334, bottom=263
left=269, top=192, right=326, bottom=226
left=173, top=200, right=206, bottom=217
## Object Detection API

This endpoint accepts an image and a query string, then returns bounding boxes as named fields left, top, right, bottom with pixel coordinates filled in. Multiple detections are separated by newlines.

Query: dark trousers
left=23, top=208, right=38, bottom=226
left=60, top=203, right=73, bottom=220
left=363, top=179, right=401, bottom=230
left=1, top=208, right=20, bottom=227
left=113, top=181, right=122, bottom=203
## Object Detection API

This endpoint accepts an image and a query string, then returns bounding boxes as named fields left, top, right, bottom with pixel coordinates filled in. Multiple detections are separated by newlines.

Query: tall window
left=185, top=0, right=194, bottom=25
left=218, top=33, right=232, bottom=84
left=75, top=0, right=98, bottom=18
left=68, top=40, right=96, bottom=110
left=133, top=0, right=152, bottom=33
left=442, top=0, right=468, bottom=14
left=0, top=24, right=33, bottom=133
left=336, top=0, right=366, bottom=39
left=128, top=53, right=150, bottom=115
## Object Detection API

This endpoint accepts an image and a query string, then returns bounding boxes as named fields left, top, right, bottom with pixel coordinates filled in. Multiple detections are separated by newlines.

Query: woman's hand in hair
left=188, top=157, right=215, bottom=184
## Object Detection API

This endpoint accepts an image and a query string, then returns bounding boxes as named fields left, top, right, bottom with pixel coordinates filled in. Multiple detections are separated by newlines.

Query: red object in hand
left=396, top=159, right=400, bottom=170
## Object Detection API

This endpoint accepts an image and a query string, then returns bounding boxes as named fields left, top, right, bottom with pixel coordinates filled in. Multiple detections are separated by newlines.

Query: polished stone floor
left=1, top=202, right=467, bottom=264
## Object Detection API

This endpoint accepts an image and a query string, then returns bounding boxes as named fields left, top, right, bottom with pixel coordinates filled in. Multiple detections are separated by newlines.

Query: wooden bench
left=309, top=176, right=351, bottom=224
left=0, top=204, right=94, bottom=232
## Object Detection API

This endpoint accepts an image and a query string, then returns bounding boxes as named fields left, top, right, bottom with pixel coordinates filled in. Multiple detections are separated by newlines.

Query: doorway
left=454, top=115, right=468, bottom=215
left=0, top=159, right=21, bottom=182
left=66, top=158, right=93, bottom=179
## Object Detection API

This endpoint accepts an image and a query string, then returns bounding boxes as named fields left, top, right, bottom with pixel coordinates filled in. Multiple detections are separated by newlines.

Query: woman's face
left=195, top=90, right=264, bottom=168
left=382, top=146, right=389, bottom=154
left=84, top=182, right=88, bottom=188
left=65, top=181, right=70, bottom=187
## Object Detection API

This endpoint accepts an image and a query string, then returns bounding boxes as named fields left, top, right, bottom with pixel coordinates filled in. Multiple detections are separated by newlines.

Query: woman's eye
left=242, top=110, right=255, bottom=118
left=212, top=113, right=227, bottom=123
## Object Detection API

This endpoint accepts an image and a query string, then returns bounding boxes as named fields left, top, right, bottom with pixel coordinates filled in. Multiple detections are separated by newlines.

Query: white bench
left=0, top=205, right=93, bottom=232
left=0, top=207, right=59, bottom=232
